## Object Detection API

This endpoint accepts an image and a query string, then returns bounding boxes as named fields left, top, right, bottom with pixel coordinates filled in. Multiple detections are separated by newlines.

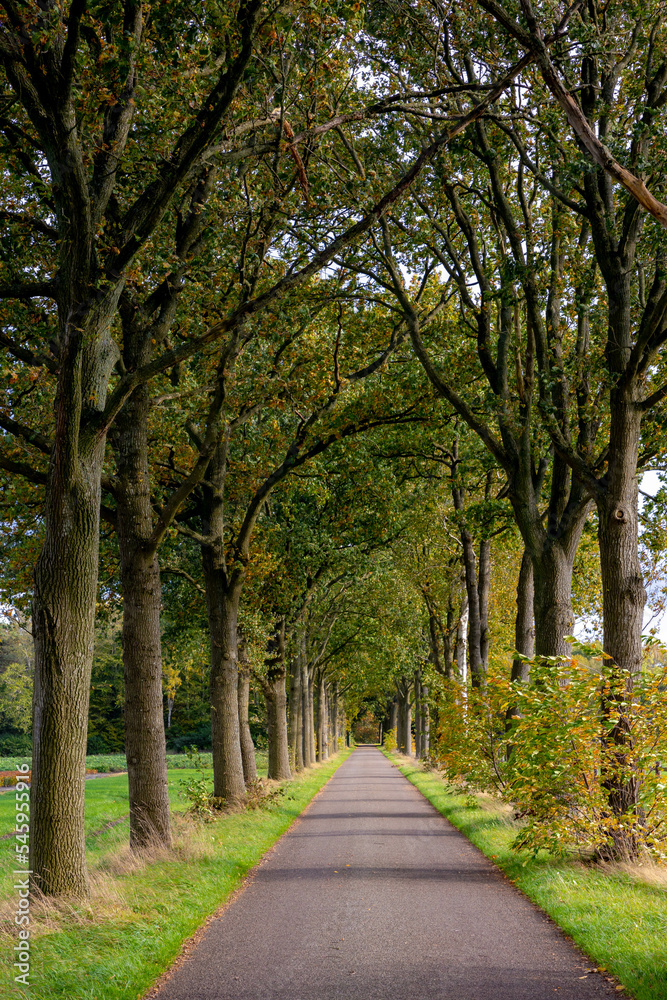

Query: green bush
left=0, top=731, right=31, bottom=756
left=433, top=653, right=667, bottom=860
left=382, top=727, right=398, bottom=752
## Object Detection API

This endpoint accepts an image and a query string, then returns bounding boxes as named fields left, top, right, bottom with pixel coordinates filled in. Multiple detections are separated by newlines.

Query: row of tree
left=1, top=0, right=667, bottom=894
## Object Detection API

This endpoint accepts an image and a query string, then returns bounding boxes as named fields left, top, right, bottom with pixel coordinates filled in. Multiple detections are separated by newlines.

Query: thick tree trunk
left=201, top=443, right=246, bottom=805
left=511, top=549, right=535, bottom=684
left=265, top=676, right=291, bottom=780
left=112, top=388, right=171, bottom=850
left=263, top=620, right=291, bottom=781
left=237, top=641, right=257, bottom=786
left=597, top=384, right=645, bottom=851
left=531, top=543, right=576, bottom=658
left=203, top=574, right=246, bottom=804
left=31, top=300, right=118, bottom=897
left=31, top=447, right=104, bottom=897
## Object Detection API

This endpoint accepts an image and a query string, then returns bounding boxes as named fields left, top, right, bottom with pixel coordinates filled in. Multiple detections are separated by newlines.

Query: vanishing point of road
left=153, top=746, right=619, bottom=1000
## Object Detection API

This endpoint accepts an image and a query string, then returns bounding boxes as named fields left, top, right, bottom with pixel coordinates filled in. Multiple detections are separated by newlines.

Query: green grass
left=0, top=752, right=269, bottom=841
left=1, top=751, right=351, bottom=1000
left=0, top=750, right=270, bottom=773
left=386, top=752, right=667, bottom=1000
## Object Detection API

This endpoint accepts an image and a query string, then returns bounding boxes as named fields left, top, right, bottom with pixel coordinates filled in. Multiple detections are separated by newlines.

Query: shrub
left=383, top=728, right=398, bottom=752
left=432, top=655, right=667, bottom=860
left=0, top=731, right=31, bottom=756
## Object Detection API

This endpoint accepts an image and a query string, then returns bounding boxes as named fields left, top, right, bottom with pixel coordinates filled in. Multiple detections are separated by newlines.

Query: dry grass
left=599, top=856, right=667, bottom=890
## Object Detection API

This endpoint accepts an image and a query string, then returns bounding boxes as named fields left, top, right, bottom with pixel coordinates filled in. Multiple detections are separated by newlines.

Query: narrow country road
left=153, top=747, right=618, bottom=1000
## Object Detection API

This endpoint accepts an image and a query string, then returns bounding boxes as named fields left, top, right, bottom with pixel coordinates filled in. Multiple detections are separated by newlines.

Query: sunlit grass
left=387, top=752, right=667, bottom=1000
left=1, top=751, right=349, bottom=1000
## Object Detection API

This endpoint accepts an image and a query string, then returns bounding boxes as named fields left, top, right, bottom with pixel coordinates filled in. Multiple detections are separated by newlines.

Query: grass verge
left=1, top=750, right=351, bottom=1000
left=385, top=751, right=667, bottom=1000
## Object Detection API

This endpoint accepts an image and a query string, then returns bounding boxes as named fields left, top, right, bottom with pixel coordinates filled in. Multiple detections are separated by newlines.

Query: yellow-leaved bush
left=433, top=654, right=667, bottom=859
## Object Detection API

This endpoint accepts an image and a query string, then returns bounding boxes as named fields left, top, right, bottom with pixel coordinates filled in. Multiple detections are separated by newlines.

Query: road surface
left=153, top=746, right=618, bottom=1000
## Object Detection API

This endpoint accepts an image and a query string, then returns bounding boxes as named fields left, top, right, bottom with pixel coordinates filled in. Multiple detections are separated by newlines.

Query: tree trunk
left=316, top=674, right=327, bottom=761
left=421, top=685, right=430, bottom=757
left=332, top=681, right=339, bottom=752
left=112, top=388, right=171, bottom=850
left=389, top=698, right=398, bottom=735
left=265, top=675, right=291, bottom=780
left=31, top=453, right=103, bottom=897
left=263, top=620, right=291, bottom=781
left=414, top=670, right=422, bottom=757
left=301, top=658, right=313, bottom=768
left=288, top=656, right=302, bottom=772
left=455, top=593, right=469, bottom=685
left=511, top=549, right=535, bottom=684
left=203, top=573, right=246, bottom=804
left=478, top=536, right=492, bottom=671
left=531, top=543, right=577, bottom=658
left=597, top=383, right=645, bottom=852
left=397, top=680, right=412, bottom=755
left=237, top=639, right=257, bottom=785
left=31, top=299, right=119, bottom=897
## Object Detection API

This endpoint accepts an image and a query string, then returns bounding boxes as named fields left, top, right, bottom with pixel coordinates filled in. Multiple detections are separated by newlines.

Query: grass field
left=1, top=750, right=349, bottom=1000
left=386, top=752, right=667, bottom=1000
left=0, top=751, right=269, bottom=846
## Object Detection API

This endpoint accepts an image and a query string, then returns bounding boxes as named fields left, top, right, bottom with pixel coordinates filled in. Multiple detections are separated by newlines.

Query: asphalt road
left=153, top=746, right=619, bottom=1000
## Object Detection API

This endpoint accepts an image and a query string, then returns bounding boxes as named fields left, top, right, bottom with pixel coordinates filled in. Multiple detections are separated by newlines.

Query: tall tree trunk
left=421, top=685, right=430, bottom=757
left=531, top=543, right=577, bottom=658
left=31, top=298, right=119, bottom=897
left=32, top=449, right=103, bottom=897
left=413, top=669, right=422, bottom=757
left=201, top=444, right=246, bottom=805
left=389, top=698, right=398, bottom=735
left=396, top=680, right=412, bottom=755
left=511, top=549, right=535, bottom=684
left=288, top=656, right=302, bottom=772
left=308, top=666, right=316, bottom=764
left=301, top=658, right=313, bottom=768
left=263, top=619, right=291, bottom=781
left=316, top=674, right=328, bottom=761
left=332, top=681, right=339, bottom=751
left=478, top=536, right=492, bottom=671
left=112, top=388, right=171, bottom=850
left=203, top=571, right=245, bottom=803
left=455, top=592, right=469, bottom=685
left=237, top=638, right=257, bottom=786
left=597, top=383, right=645, bottom=851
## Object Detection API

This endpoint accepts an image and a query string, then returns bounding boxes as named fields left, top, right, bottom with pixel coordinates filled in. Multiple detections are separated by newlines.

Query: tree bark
left=112, top=387, right=171, bottom=850
left=31, top=444, right=103, bottom=896
left=478, top=536, right=492, bottom=671
left=301, top=658, right=313, bottom=768
left=237, top=638, right=257, bottom=786
left=396, top=679, right=412, bottom=755
left=31, top=296, right=119, bottom=896
left=421, top=685, right=430, bottom=757
left=511, top=549, right=535, bottom=684
left=263, top=619, right=291, bottom=781
left=288, top=656, right=302, bottom=772
left=414, top=670, right=422, bottom=758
